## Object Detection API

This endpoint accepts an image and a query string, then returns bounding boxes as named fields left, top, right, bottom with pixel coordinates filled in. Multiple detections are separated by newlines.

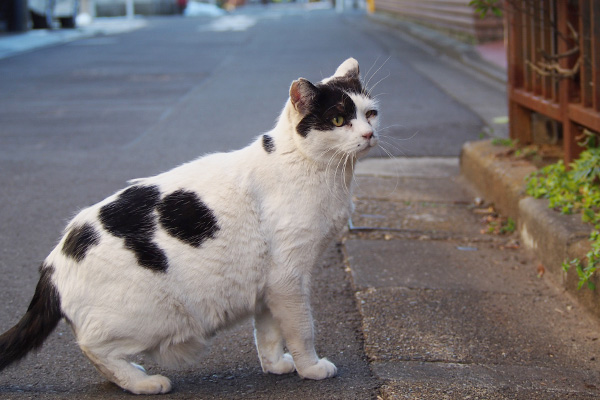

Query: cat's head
left=288, top=58, right=379, bottom=163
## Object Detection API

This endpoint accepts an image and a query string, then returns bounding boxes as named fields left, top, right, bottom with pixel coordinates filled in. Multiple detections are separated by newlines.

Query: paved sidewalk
left=0, top=17, right=147, bottom=60
left=345, top=157, right=600, bottom=399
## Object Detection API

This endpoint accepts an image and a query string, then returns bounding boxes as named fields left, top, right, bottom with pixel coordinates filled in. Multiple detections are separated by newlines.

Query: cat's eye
left=366, top=110, right=378, bottom=118
left=332, top=116, right=345, bottom=127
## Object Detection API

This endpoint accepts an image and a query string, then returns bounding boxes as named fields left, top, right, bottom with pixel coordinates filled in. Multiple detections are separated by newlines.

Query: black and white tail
left=0, top=264, right=62, bottom=371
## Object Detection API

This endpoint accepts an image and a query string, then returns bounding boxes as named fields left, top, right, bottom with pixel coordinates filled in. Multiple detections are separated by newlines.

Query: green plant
left=500, top=217, right=516, bottom=234
left=491, top=137, right=516, bottom=147
left=469, top=0, right=503, bottom=18
left=482, top=215, right=515, bottom=235
left=527, top=146, right=600, bottom=290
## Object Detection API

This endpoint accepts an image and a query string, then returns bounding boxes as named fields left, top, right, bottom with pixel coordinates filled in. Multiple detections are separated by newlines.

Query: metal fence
left=506, top=0, right=600, bottom=164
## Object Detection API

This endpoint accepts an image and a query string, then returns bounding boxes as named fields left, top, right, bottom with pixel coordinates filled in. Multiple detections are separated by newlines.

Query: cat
left=0, top=58, right=379, bottom=395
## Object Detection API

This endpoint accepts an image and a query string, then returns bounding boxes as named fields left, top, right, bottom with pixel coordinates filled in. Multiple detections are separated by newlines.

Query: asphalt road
left=0, top=4, right=495, bottom=398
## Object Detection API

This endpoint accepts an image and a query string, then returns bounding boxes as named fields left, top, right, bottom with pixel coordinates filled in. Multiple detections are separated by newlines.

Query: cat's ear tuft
left=334, top=58, right=360, bottom=80
left=290, top=78, right=317, bottom=115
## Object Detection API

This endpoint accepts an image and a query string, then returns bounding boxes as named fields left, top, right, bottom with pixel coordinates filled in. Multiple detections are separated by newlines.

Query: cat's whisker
left=363, top=56, right=381, bottom=88
left=364, top=55, right=390, bottom=96
left=317, top=145, right=339, bottom=160
left=371, top=92, right=389, bottom=100
left=377, top=124, right=406, bottom=132
left=341, top=154, right=351, bottom=198
left=324, top=148, right=347, bottom=202
left=379, top=129, right=421, bottom=141
left=376, top=137, right=404, bottom=153
left=336, top=152, right=354, bottom=203
left=377, top=144, right=402, bottom=195
left=366, top=71, right=391, bottom=98
left=377, top=139, right=409, bottom=159
left=333, top=152, right=346, bottom=195
left=326, top=153, right=343, bottom=194
left=350, top=154, right=361, bottom=194
left=377, top=137, right=406, bottom=151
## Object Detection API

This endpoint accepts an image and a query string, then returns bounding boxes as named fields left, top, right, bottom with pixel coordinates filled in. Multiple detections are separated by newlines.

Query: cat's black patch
left=326, top=75, right=364, bottom=96
left=99, top=185, right=169, bottom=272
left=158, top=190, right=220, bottom=247
left=126, top=238, right=169, bottom=272
left=0, top=264, right=62, bottom=372
left=262, top=134, right=275, bottom=154
left=296, top=81, right=358, bottom=137
left=62, top=223, right=100, bottom=262
left=100, top=185, right=161, bottom=236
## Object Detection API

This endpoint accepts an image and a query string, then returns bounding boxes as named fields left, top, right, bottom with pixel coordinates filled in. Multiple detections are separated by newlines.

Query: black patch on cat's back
left=296, top=81, right=358, bottom=138
left=62, top=223, right=100, bottom=262
left=158, top=190, right=220, bottom=247
left=99, top=185, right=168, bottom=272
left=100, top=185, right=160, bottom=236
left=262, top=134, right=275, bottom=154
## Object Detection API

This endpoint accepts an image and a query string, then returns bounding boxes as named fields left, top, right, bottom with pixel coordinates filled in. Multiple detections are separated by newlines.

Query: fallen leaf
left=537, top=264, right=545, bottom=278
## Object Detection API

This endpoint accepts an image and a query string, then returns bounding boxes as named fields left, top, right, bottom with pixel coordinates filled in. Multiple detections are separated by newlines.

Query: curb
left=367, top=12, right=507, bottom=85
left=460, top=139, right=599, bottom=319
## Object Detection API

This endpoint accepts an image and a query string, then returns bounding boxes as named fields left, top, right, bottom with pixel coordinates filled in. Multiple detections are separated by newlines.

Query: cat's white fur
left=42, top=58, right=379, bottom=394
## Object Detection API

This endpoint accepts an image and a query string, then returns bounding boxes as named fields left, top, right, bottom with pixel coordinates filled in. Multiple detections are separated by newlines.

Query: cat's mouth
left=356, top=136, right=378, bottom=157
left=368, top=136, right=378, bottom=148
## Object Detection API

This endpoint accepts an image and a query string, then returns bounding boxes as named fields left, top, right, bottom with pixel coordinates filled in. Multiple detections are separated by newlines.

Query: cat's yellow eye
left=332, top=116, right=345, bottom=127
left=366, top=110, right=378, bottom=119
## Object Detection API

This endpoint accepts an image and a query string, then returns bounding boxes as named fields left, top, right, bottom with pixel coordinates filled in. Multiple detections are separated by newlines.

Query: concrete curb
left=367, top=12, right=507, bottom=85
left=460, top=139, right=599, bottom=319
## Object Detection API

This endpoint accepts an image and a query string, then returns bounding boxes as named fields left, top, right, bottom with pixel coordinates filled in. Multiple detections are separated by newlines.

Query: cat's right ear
left=290, top=78, right=317, bottom=116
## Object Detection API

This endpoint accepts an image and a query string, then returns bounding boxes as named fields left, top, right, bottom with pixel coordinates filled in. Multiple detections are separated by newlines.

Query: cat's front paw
left=128, top=374, right=172, bottom=395
left=297, top=358, right=337, bottom=380
left=264, top=353, right=296, bottom=375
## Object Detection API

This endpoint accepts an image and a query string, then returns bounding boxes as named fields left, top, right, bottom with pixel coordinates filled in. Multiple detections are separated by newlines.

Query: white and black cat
left=0, top=58, right=379, bottom=394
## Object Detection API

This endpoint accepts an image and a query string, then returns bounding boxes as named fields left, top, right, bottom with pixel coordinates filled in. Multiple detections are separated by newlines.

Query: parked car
left=29, top=0, right=78, bottom=29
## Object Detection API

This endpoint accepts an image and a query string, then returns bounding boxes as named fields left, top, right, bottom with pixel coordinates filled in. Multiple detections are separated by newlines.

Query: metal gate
left=506, top=0, right=600, bottom=163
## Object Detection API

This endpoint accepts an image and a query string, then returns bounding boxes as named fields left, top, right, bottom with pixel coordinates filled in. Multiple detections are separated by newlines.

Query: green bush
left=526, top=147, right=600, bottom=290
left=469, top=0, right=503, bottom=18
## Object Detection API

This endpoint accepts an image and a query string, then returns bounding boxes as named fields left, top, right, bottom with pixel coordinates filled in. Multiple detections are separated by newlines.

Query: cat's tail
left=0, top=264, right=62, bottom=371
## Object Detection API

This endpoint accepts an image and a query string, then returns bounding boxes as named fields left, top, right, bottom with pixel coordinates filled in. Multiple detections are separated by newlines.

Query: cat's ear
left=334, top=58, right=360, bottom=80
left=290, top=78, right=318, bottom=116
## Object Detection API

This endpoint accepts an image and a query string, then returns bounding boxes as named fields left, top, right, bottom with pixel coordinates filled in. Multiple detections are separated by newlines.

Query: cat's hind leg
left=80, top=345, right=172, bottom=395
left=253, top=306, right=296, bottom=375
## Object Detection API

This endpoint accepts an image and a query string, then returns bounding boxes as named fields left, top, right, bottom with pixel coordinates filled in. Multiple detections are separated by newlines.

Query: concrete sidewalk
left=0, top=17, right=147, bottom=60
left=345, top=157, right=600, bottom=399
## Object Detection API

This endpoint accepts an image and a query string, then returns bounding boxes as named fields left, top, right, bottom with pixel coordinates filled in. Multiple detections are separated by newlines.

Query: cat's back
left=51, top=146, right=263, bottom=271
left=47, top=145, right=269, bottom=331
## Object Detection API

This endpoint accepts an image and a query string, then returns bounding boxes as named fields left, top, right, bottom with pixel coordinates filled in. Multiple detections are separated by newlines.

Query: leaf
left=583, top=208, right=596, bottom=222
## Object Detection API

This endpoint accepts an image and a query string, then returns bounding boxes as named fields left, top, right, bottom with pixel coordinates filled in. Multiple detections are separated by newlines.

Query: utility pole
left=126, top=0, right=134, bottom=19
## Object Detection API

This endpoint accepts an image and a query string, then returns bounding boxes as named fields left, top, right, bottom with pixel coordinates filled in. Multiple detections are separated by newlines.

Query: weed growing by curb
left=526, top=147, right=600, bottom=290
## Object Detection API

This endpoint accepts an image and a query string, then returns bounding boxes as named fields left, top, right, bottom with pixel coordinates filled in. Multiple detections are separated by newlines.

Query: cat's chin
left=355, top=150, right=371, bottom=159
left=355, top=143, right=376, bottom=159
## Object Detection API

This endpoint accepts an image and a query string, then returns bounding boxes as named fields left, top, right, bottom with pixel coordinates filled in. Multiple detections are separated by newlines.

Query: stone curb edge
left=460, top=139, right=599, bottom=319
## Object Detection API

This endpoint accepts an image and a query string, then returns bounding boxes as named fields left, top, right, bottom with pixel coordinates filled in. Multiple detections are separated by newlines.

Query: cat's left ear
left=290, top=78, right=318, bottom=116
left=333, top=58, right=360, bottom=80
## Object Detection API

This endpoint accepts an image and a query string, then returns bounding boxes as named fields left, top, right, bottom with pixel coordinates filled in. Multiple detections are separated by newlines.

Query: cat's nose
left=362, top=131, right=374, bottom=140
